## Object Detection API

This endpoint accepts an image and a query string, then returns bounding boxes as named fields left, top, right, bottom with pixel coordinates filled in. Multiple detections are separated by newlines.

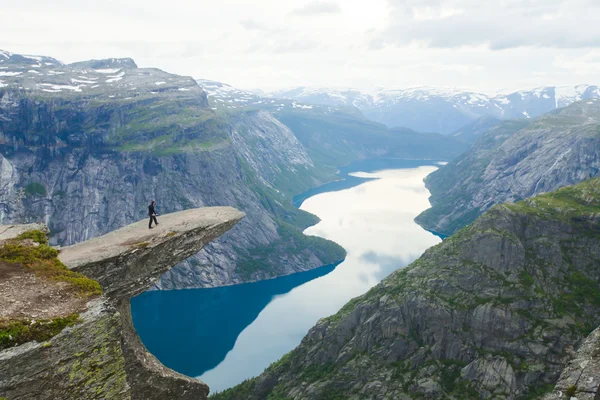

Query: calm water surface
left=132, top=162, right=442, bottom=393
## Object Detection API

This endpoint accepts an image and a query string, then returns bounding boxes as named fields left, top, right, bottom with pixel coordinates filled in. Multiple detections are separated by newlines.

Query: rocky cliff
left=213, top=178, right=600, bottom=399
left=416, top=100, right=600, bottom=236
left=0, top=207, right=244, bottom=399
left=0, top=50, right=346, bottom=289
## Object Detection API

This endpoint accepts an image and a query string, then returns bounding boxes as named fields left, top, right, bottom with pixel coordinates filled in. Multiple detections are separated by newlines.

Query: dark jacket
left=148, top=204, right=156, bottom=216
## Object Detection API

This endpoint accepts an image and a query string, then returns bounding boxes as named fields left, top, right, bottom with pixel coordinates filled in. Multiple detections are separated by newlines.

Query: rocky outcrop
left=416, top=100, right=600, bottom=236
left=543, top=327, right=600, bottom=400
left=0, top=50, right=345, bottom=289
left=213, top=178, right=600, bottom=400
left=59, top=207, right=244, bottom=298
left=0, top=207, right=244, bottom=399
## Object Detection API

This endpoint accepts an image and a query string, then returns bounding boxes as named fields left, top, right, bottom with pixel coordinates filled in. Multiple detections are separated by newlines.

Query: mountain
left=416, top=100, right=600, bottom=236
left=0, top=50, right=346, bottom=290
left=212, top=177, right=600, bottom=399
left=270, top=85, right=600, bottom=134
left=197, top=79, right=469, bottom=167
left=0, top=51, right=464, bottom=290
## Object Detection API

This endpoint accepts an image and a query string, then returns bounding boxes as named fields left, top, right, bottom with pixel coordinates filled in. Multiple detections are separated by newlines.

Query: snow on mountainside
left=196, top=79, right=351, bottom=115
left=268, top=85, right=600, bottom=134
left=0, top=49, right=204, bottom=99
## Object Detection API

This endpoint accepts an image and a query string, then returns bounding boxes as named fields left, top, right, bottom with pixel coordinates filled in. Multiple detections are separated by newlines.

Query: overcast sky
left=1, top=0, right=599, bottom=93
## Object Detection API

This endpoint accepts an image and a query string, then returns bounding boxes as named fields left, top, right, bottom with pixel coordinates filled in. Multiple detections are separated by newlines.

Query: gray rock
left=0, top=207, right=242, bottom=399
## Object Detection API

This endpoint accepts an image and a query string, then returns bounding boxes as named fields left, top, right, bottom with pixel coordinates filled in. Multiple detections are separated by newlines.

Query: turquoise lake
left=131, top=159, right=443, bottom=393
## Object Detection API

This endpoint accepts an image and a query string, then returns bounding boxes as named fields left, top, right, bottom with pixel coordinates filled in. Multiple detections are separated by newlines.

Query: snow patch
left=0, top=50, right=10, bottom=59
left=22, top=55, right=42, bottom=62
left=39, top=83, right=83, bottom=92
left=155, top=81, right=166, bottom=85
left=178, top=87, right=191, bottom=91
left=27, top=70, right=41, bottom=74
left=48, top=71, right=65, bottom=75
left=94, top=68, right=121, bottom=74
left=0, top=71, right=21, bottom=77
left=522, top=111, right=531, bottom=118
left=71, top=78, right=97, bottom=84
left=0, top=80, right=7, bottom=88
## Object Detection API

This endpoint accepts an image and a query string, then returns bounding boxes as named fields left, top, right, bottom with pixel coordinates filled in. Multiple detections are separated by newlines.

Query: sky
left=1, top=0, right=599, bottom=93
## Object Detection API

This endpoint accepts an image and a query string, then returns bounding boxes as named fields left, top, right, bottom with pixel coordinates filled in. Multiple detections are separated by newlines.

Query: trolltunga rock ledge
left=1, top=207, right=244, bottom=400
left=59, top=206, right=245, bottom=299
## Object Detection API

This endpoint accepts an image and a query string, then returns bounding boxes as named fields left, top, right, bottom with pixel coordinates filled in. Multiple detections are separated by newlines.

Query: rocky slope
left=213, top=177, right=600, bottom=400
left=0, top=50, right=469, bottom=289
left=416, top=99, right=600, bottom=236
left=198, top=79, right=469, bottom=167
left=0, top=50, right=347, bottom=289
left=270, top=85, right=600, bottom=134
left=0, top=207, right=243, bottom=399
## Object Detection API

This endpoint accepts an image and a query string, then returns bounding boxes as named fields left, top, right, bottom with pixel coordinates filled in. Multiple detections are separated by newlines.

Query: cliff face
left=0, top=207, right=244, bottom=399
left=0, top=51, right=345, bottom=289
left=213, top=178, right=600, bottom=400
left=416, top=100, right=600, bottom=236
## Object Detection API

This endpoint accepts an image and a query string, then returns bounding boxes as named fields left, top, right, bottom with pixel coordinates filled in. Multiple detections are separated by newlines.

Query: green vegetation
left=0, top=230, right=101, bottom=297
left=0, top=314, right=80, bottom=350
left=235, top=219, right=346, bottom=280
left=276, top=109, right=467, bottom=167
left=17, top=229, right=48, bottom=244
left=25, top=182, right=47, bottom=197
left=506, top=176, right=600, bottom=225
left=216, top=177, right=600, bottom=399
left=566, top=385, right=577, bottom=396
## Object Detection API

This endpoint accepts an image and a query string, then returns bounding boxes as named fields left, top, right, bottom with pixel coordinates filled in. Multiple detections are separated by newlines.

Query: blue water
left=131, top=262, right=338, bottom=377
left=131, top=159, right=443, bottom=393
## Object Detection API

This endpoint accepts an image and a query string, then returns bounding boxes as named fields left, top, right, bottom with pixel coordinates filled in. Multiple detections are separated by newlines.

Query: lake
left=131, top=160, right=442, bottom=393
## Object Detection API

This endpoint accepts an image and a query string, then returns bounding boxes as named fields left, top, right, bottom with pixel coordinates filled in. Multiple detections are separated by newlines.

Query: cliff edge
left=0, top=206, right=244, bottom=400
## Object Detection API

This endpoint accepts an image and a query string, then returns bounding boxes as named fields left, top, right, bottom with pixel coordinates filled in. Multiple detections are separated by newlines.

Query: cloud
left=239, top=19, right=269, bottom=31
left=373, top=0, right=600, bottom=50
left=274, top=40, right=320, bottom=53
left=289, top=1, right=341, bottom=16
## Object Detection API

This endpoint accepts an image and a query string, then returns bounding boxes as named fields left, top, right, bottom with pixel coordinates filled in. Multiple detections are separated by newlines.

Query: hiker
left=148, top=200, right=159, bottom=229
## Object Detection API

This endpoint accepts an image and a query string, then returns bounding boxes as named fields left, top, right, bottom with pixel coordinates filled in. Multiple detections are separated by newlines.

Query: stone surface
left=59, top=207, right=244, bottom=298
left=213, top=178, right=600, bottom=400
left=416, top=100, right=600, bottom=236
left=0, top=207, right=243, bottom=399
left=543, top=327, right=600, bottom=400
left=0, top=298, right=130, bottom=400
left=0, top=223, right=47, bottom=242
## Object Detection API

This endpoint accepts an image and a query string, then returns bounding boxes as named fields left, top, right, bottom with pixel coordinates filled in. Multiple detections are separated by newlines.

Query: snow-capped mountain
left=196, top=79, right=350, bottom=115
left=268, top=85, right=600, bottom=134
left=0, top=49, right=204, bottom=99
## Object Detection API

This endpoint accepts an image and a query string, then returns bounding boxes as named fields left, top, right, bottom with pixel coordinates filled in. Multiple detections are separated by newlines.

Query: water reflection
left=199, top=166, right=441, bottom=392
left=132, top=163, right=442, bottom=393
left=131, top=262, right=337, bottom=378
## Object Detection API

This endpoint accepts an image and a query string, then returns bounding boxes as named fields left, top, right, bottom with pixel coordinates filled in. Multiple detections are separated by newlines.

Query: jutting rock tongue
left=0, top=207, right=244, bottom=400
left=59, top=207, right=244, bottom=299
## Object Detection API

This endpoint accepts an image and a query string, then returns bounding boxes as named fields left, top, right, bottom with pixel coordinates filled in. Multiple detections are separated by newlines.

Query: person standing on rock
left=148, top=200, right=159, bottom=229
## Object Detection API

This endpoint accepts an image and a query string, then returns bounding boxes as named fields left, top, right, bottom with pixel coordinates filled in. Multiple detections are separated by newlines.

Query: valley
left=1, top=44, right=600, bottom=400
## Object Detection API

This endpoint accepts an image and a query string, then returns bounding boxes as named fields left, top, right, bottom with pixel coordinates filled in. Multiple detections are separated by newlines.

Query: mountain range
left=213, top=176, right=600, bottom=400
left=0, top=50, right=465, bottom=290
left=416, top=99, right=600, bottom=236
left=268, top=85, right=600, bottom=134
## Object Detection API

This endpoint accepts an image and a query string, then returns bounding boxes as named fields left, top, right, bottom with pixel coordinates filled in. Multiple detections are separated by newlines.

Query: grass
left=0, top=230, right=101, bottom=297
left=0, top=314, right=80, bottom=351
left=17, top=229, right=48, bottom=244
left=25, top=182, right=47, bottom=197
